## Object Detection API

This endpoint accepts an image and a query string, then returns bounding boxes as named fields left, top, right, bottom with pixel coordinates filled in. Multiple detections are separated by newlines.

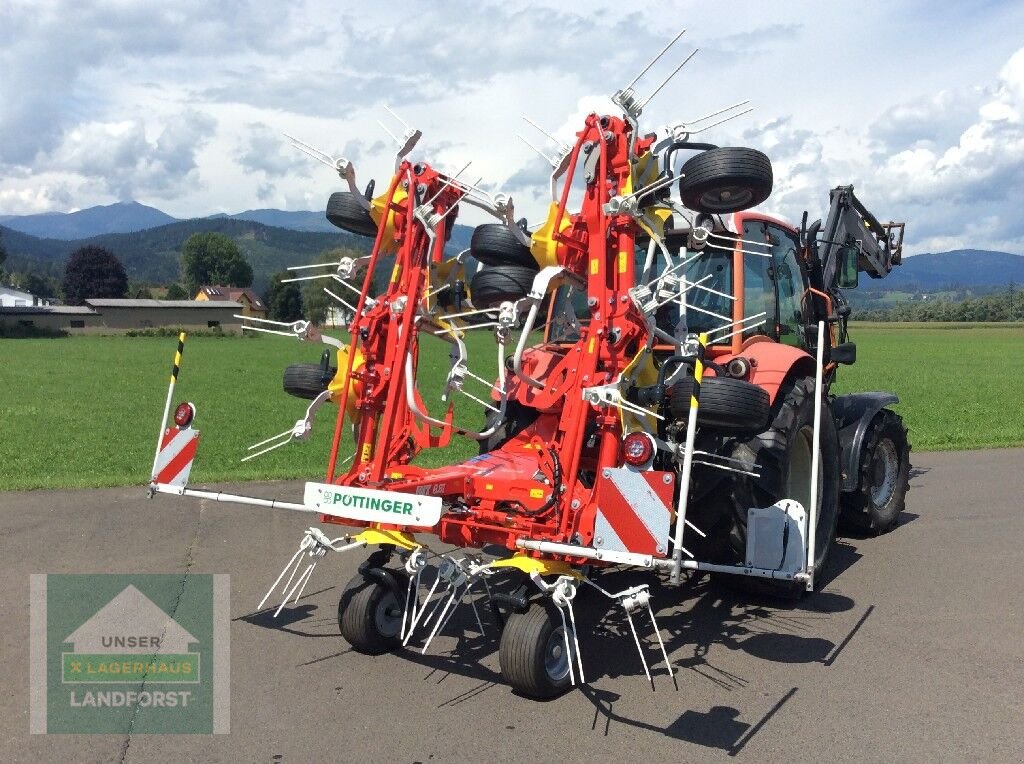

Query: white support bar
left=806, top=320, right=826, bottom=590
left=150, top=483, right=312, bottom=513
left=515, top=539, right=656, bottom=568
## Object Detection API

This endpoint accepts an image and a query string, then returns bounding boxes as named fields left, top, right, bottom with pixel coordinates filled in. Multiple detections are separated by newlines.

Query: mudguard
left=832, top=392, right=899, bottom=492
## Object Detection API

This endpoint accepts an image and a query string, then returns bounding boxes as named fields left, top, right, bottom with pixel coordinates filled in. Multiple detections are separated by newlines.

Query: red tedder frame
left=318, top=115, right=674, bottom=563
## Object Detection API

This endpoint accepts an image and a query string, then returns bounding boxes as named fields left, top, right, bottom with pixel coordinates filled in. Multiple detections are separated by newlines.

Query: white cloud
left=2, top=1, right=1024, bottom=255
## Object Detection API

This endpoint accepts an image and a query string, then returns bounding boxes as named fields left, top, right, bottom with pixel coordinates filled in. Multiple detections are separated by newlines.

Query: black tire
left=326, top=191, right=378, bottom=237
left=722, top=377, right=841, bottom=596
left=498, top=599, right=574, bottom=699
left=668, top=376, right=771, bottom=435
left=470, top=265, right=537, bottom=308
left=478, top=400, right=540, bottom=455
left=337, top=571, right=406, bottom=655
left=839, top=410, right=911, bottom=535
left=470, top=224, right=538, bottom=269
left=283, top=363, right=335, bottom=400
left=678, top=147, right=773, bottom=214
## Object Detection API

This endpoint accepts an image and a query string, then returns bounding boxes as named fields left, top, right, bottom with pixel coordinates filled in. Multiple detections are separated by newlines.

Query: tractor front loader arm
left=817, top=185, right=904, bottom=285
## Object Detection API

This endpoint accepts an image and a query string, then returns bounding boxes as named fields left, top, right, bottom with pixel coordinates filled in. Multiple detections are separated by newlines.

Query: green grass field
left=2, top=323, right=1021, bottom=490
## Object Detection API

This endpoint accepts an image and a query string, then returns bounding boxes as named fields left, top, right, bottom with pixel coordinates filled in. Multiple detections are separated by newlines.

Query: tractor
left=148, top=32, right=910, bottom=699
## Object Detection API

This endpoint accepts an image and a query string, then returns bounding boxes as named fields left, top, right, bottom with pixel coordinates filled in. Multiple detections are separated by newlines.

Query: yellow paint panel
left=351, top=528, right=418, bottom=551
left=489, top=555, right=583, bottom=579
left=617, top=250, right=628, bottom=273
left=529, top=488, right=545, bottom=499
left=360, top=442, right=373, bottom=463
left=590, top=258, right=599, bottom=275
left=485, top=483, right=494, bottom=491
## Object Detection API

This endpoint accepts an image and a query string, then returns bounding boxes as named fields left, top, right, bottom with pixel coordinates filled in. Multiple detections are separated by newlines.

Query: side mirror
left=838, top=243, right=859, bottom=289
left=831, top=342, right=857, bottom=365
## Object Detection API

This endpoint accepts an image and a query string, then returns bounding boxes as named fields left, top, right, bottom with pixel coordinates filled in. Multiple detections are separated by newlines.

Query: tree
left=20, top=271, right=58, bottom=299
left=266, top=272, right=304, bottom=322
left=61, top=246, right=128, bottom=305
left=0, top=230, right=7, bottom=272
left=180, top=233, right=253, bottom=295
left=165, top=283, right=188, bottom=300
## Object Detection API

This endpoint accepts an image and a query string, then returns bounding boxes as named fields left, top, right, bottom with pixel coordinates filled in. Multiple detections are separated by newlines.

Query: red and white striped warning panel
left=153, top=427, right=200, bottom=487
left=594, top=468, right=674, bottom=557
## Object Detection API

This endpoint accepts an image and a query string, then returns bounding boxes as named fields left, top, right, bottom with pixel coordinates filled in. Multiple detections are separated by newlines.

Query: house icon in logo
left=64, top=585, right=199, bottom=656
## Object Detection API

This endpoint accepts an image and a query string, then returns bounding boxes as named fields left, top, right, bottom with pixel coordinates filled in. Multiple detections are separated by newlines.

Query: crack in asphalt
left=118, top=501, right=204, bottom=762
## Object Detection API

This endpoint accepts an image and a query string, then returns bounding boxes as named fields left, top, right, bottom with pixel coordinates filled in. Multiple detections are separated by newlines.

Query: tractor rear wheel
left=839, top=410, right=910, bottom=535
left=723, top=376, right=841, bottom=596
left=338, top=571, right=407, bottom=654
left=678, top=147, right=773, bottom=214
left=470, top=224, right=538, bottom=269
left=326, top=191, right=377, bottom=237
left=499, top=600, right=574, bottom=699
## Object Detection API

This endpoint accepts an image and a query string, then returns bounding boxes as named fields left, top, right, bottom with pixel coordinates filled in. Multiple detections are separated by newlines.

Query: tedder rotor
left=148, top=30, right=909, bottom=699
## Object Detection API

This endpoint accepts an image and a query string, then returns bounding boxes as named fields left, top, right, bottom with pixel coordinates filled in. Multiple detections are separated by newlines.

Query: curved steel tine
left=648, top=601, right=677, bottom=690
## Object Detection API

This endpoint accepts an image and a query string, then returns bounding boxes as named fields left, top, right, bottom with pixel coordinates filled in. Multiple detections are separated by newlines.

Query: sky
left=2, top=0, right=1024, bottom=254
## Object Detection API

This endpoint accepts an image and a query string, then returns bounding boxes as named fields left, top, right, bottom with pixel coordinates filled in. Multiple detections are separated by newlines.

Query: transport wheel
left=667, top=376, right=771, bottom=435
left=326, top=191, right=378, bottom=237
left=678, top=147, right=773, bottom=213
left=283, top=362, right=336, bottom=400
left=337, top=571, right=407, bottom=654
left=723, top=377, right=841, bottom=596
left=469, top=224, right=538, bottom=269
left=499, top=600, right=573, bottom=699
left=839, top=409, right=911, bottom=535
left=470, top=265, right=537, bottom=308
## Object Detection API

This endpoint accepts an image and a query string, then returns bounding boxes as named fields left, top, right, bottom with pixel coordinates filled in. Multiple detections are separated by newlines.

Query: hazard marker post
left=151, top=332, right=187, bottom=483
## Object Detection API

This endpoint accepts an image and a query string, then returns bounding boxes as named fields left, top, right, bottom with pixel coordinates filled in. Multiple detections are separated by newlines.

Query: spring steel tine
left=638, top=49, right=699, bottom=110
left=288, top=558, right=319, bottom=607
left=567, top=600, right=585, bottom=684
left=422, top=584, right=462, bottom=654
left=401, top=570, right=418, bottom=640
left=625, top=608, right=654, bottom=689
left=382, top=103, right=411, bottom=130
left=556, top=606, right=576, bottom=686
left=625, top=28, right=686, bottom=90
left=685, top=99, right=751, bottom=127
left=274, top=561, right=314, bottom=617
left=404, top=573, right=442, bottom=645
left=467, top=584, right=486, bottom=635
left=258, top=542, right=308, bottom=610
left=647, top=601, right=677, bottom=689
left=687, top=107, right=754, bottom=135
left=323, top=287, right=357, bottom=314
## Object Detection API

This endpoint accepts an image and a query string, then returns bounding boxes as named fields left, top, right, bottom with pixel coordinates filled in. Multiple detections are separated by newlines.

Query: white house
left=0, top=284, right=48, bottom=307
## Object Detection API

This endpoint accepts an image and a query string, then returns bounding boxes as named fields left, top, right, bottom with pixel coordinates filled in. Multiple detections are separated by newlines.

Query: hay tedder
left=148, top=31, right=910, bottom=698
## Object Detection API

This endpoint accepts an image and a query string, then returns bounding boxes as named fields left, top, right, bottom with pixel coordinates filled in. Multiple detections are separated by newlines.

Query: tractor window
left=741, top=221, right=776, bottom=340
left=766, top=224, right=805, bottom=347
left=682, top=248, right=733, bottom=338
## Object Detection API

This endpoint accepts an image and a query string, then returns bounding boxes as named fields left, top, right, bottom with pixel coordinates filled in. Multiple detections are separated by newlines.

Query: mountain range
left=1, top=200, right=1021, bottom=295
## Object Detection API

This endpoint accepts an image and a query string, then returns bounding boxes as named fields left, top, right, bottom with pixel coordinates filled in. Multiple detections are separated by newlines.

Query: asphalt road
left=2, top=448, right=1022, bottom=763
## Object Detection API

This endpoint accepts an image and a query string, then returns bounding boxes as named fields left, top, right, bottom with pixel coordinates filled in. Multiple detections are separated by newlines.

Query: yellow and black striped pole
left=151, top=332, right=187, bottom=482
left=670, top=332, right=708, bottom=582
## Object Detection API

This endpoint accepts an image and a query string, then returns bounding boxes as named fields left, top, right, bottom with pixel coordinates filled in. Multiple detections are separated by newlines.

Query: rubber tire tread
left=838, top=410, right=911, bottom=535
left=326, top=191, right=378, bottom=237
left=668, top=376, right=771, bottom=435
left=498, top=599, right=572, bottom=699
left=722, top=377, right=841, bottom=597
left=338, top=572, right=406, bottom=655
left=678, top=147, right=773, bottom=214
left=283, top=363, right=335, bottom=400
left=470, top=265, right=537, bottom=308
left=470, top=224, right=538, bottom=269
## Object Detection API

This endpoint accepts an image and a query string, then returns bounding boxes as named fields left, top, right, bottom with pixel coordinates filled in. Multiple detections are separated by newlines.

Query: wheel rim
left=374, top=590, right=402, bottom=639
left=869, top=439, right=899, bottom=507
left=787, top=425, right=819, bottom=517
left=543, top=625, right=570, bottom=682
left=700, top=185, right=754, bottom=211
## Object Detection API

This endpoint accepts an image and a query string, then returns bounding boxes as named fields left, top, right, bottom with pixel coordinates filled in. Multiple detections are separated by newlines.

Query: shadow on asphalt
left=234, top=559, right=878, bottom=754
